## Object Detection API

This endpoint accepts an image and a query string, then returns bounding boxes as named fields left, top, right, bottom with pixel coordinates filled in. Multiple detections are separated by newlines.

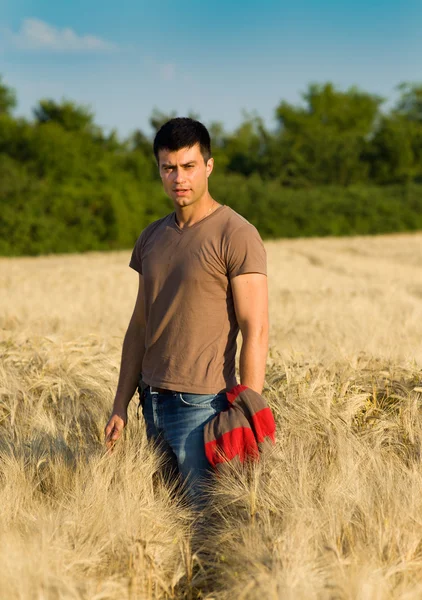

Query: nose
left=173, top=167, right=185, bottom=184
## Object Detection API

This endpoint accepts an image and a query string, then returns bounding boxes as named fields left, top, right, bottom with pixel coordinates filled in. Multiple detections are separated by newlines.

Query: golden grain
left=1, top=232, right=422, bottom=598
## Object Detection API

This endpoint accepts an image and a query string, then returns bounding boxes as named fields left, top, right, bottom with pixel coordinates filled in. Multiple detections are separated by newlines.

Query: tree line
left=0, top=75, right=421, bottom=255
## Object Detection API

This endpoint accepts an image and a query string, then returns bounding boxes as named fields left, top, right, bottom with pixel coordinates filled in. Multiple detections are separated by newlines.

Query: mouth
left=174, top=189, right=190, bottom=196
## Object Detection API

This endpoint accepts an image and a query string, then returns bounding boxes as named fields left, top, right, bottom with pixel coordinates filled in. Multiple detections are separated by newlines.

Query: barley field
left=1, top=232, right=422, bottom=599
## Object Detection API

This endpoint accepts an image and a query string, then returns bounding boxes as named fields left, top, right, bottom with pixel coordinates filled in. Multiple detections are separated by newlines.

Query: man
left=104, top=118, right=268, bottom=505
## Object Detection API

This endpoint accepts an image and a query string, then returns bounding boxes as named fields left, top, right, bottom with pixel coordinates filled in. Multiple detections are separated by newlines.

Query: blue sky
left=0, top=0, right=421, bottom=139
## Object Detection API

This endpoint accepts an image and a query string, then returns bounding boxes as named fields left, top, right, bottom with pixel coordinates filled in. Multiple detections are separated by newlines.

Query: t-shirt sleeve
left=129, top=232, right=144, bottom=274
left=226, top=223, right=267, bottom=279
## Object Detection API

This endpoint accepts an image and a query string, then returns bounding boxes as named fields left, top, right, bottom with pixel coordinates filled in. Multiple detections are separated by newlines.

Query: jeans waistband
left=150, top=386, right=175, bottom=395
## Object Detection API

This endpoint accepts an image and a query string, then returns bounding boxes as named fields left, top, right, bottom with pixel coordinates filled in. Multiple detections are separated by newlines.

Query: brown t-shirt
left=129, top=204, right=267, bottom=394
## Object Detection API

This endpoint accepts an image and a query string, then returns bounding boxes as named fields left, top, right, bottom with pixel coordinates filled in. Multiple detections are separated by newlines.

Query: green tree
left=369, top=83, right=422, bottom=183
left=149, top=109, right=177, bottom=133
left=274, top=83, right=384, bottom=186
left=224, top=112, right=269, bottom=177
left=395, top=83, right=422, bottom=122
left=2, top=72, right=422, bottom=256
left=0, top=76, right=16, bottom=115
left=34, top=99, right=96, bottom=133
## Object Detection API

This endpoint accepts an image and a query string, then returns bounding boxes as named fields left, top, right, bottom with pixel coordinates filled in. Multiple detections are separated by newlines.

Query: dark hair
left=153, top=117, right=212, bottom=164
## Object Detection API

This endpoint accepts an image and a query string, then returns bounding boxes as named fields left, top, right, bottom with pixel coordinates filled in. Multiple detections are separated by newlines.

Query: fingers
left=111, top=425, right=121, bottom=442
left=104, top=420, right=114, bottom=443
left=104, top=415, right=125, bottom=450
left=105, top=429, right=117, bottom=450
left=105, top=428, right=119, bottom=450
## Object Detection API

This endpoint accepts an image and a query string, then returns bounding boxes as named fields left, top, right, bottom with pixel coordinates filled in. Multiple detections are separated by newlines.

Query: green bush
left=210, top=174, right=422, bottom=239
left=1, top=77, right=422, bottom=256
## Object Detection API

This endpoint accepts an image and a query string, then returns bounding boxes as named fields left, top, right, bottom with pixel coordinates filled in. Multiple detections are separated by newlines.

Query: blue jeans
left=140, top=383, right=229, bottom=507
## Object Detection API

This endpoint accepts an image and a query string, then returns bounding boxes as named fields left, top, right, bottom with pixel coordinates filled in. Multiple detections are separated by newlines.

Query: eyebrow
left=161, top=160, right=197, bottom=167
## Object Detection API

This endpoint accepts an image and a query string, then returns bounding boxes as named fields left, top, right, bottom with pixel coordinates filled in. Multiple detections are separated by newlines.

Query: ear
left=206, top=157, right=214, bottom=178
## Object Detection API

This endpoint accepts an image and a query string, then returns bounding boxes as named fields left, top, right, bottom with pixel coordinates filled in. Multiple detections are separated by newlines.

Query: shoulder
left=221, top=206, right=254, bottom=229
left=220, top=206, right=264, bottom=242
left=134, top=212, right=173, bottom=249
left=215, top=207, right=266, bottom=277
left=130, top=213, right=173, bottom=274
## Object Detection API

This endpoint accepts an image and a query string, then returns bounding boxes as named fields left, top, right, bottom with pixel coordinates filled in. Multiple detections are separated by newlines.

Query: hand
left=104, top=409, right=127, bottom=450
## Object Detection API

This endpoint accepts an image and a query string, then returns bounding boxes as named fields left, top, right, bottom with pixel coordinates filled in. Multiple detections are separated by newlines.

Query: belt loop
left=136, top=376, right=149, bottom=420
left=136, top=387, right=146, bottom=420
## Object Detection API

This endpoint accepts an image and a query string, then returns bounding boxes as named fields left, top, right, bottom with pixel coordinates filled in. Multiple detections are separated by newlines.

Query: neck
left=175, top=194, right=218, bottom=228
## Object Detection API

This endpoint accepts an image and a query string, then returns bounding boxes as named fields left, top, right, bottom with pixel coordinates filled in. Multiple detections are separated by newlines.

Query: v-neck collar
left=171, top=204, right=227, bottom=234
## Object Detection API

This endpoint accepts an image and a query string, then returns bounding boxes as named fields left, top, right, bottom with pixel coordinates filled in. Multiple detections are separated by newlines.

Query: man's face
left=158, top=143, right=214, bottom=208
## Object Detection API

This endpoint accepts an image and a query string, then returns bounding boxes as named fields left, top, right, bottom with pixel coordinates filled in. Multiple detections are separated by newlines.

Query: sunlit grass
left=1, top=231, right=422, bottom=598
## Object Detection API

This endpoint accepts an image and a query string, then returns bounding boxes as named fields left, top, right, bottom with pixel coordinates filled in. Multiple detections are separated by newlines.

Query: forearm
left=113, top=321, right=146, bottom=413
left=239, top=328, right=269, bottom=394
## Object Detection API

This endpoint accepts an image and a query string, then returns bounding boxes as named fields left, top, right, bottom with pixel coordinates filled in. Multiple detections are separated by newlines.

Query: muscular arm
left=105, top=274, right=146, bottom=447
left=231, top=273, right=269, bottom=394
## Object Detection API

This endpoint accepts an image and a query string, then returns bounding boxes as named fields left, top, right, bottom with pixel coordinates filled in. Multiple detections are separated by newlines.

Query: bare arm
left=105, top=274, right=146, bottom=448
left=231, top=273, right=269, bottom=394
